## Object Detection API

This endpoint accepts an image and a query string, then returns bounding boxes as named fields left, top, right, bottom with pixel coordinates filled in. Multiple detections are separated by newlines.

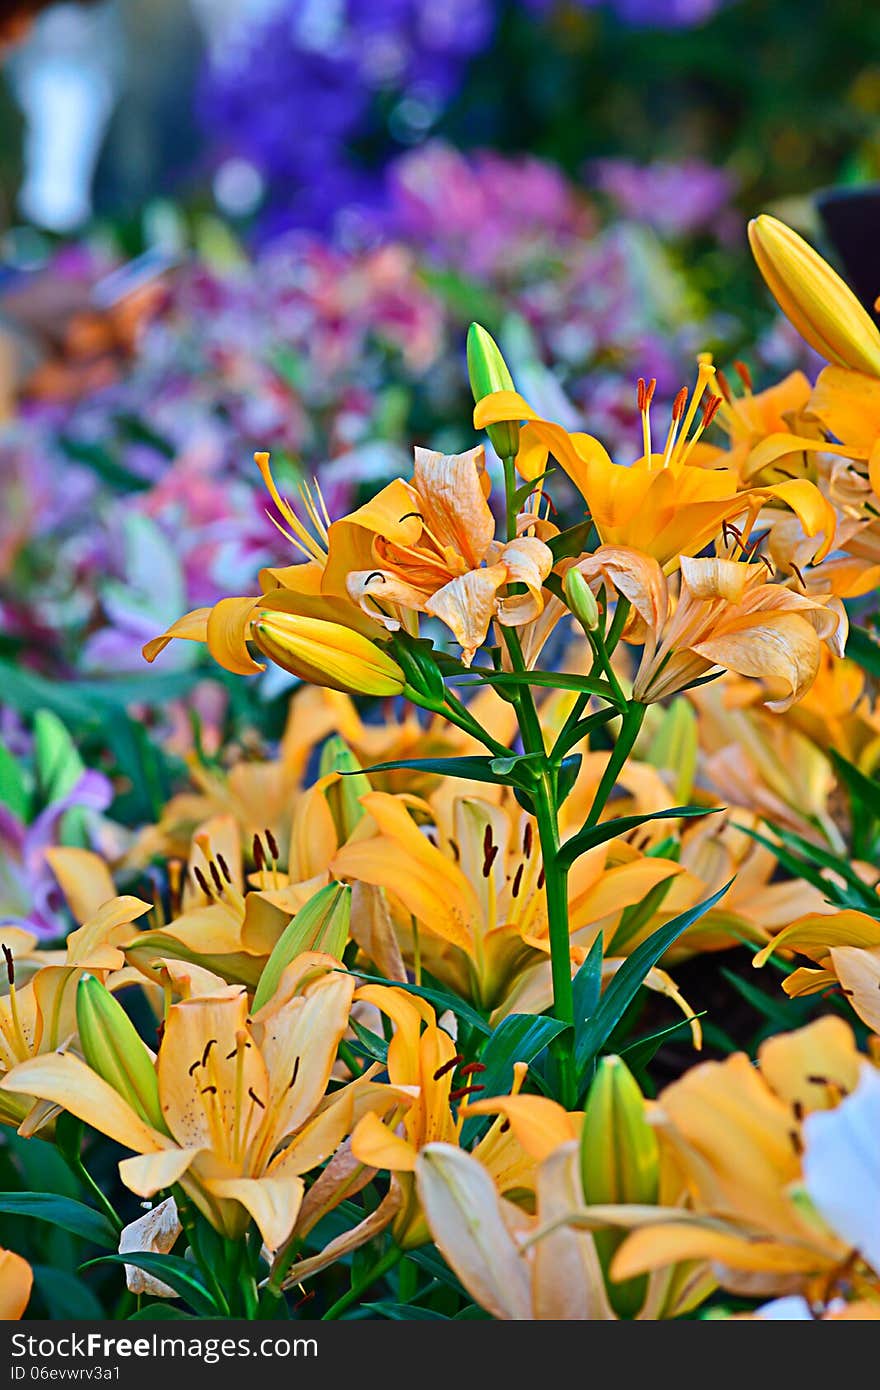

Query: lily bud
left=319, top=736, right=370, bottom=842
left=467, top=322, right=520, bottom=460
left=251, top=611, right=406, bottom=697
left=748, top=214, right=880, bottom=377
left=563, top=567, right=600, bottom=632
left=581, top=1055, right=659, bottom=1317
left=76, top=976, right=164, bottom=1131
left=252, top=881, right=351, bottom=1012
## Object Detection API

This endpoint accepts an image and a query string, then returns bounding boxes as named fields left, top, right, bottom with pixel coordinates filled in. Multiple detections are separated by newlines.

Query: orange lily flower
left=607, top=1018, right=874, bottom=1301
left=0, top=1249, right=32, bottom=1320
left=575, top=547, right=846, bottom=711
left=321, top=445, right=554, bottom=665
left=3, top=961, right=398, bottom=1253
left=474, top=372, right=836, bottom=570
left=331, top=789, right=683, bottom=1011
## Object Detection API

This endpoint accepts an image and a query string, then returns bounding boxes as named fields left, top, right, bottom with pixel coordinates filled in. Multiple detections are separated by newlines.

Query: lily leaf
left=549, top=519, right=595, bottom=563
left=574, top=881, right=733, bottom=1082
left=348, top=754, right=542, bottom=794
left=455, top=670, right=617, bottom=700
left=81, top=1254, right=220, bottom=1316
left=558, top=804, right=715, bottom=871
left=0, top=1193, right=117, bottom=1248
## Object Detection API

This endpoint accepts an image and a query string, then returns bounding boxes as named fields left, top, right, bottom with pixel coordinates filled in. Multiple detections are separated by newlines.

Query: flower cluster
left=2, top=212, right=880, bottom=1323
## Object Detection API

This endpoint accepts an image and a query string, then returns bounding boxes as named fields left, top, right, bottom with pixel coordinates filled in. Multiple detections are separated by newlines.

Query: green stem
left=321, top=1244, right=403, bottom=1321
left=552, top=704, right=618, bottom=762
left=584, top=701, right=647, bottom=829
left=605, top=596, right=631, bottom=654
left=404, top=684, right=511, bottom=759
left=502, top=454, right=518, bottom=543
left=532, top=770, right=576, bottom=1110
left=62, top=1154, right=122, bottom=1235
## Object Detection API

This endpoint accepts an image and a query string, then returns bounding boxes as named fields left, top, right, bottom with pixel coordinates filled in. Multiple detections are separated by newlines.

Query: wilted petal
left=426, top=565, right=509, bottom=666
left=119, top=1197, right=182, bottom=1297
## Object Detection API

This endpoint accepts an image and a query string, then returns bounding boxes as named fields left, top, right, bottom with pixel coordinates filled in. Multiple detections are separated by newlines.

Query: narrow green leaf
left=0, top=742, right=29, bottom=820
left=81, top=1254, right=219, bottom=1316
left=456, top=670, right=616, bottom=700
left=572, top=933, right=604, bottom=1035
left=478, top=1014, right=569, bottom=1099
left=549, top=519, right=595, bottom=563
left=575, top=881, right=733, bottom=1078
left=559, top=804, right=715, bottom=870
left=0, top=1193, right=117, bottom=1248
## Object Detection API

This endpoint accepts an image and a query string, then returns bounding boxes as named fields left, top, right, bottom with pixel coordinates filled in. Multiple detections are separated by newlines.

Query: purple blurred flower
left=198, top=0, right=495, bottom=234
left=0, top=768, right=112, bottom=940
left=592, top=158, right=736, bottom=238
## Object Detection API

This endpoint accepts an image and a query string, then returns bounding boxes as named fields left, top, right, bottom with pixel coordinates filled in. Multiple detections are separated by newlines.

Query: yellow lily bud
left=467, top=322, right=520, bottom=460
left=251, top=611, right=406, bottom=697
left=581, top=1055, right=659, bottom=1317
left=76, top=976, right=165, bottom=1131
left=748, top=214, right=880, bottom=377
left=319, top=736, right=370, bottom=842
left=563, top=566, right=600, bottom=632
left=252, top=881, right=351, bottom=1012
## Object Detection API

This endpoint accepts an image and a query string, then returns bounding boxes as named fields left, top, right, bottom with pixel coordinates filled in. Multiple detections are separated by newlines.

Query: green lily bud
left=581, top=1055, right=659, bottom=1317
left=467, top=323, right=520, bottom=461
left=253, top=881, right=351, bottom=1012
left=76, top=976, right=165, bottom=1131
left=563, top=567, right=600, bottom=633
left=319, top=736, right=370, bottom=842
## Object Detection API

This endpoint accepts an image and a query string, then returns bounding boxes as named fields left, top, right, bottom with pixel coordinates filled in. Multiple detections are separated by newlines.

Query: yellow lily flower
left=753, top=908, right=880, bottom=1035
left=415, top=1134, right=713, bottom=1320
left=331, top=789, right=682, bottom=1011
left=3, top=960, right=396, bottom=1252
left=321, top=445, right=554, bottom=665
left=0, top=1249, right=32, bottom=1320
left=608, top=1018, right=874, bottom=1300
left=575, top=547, right=846, bottom=711
left=348, top=984, right=564, bottom=1249
left=124, top=814, right=344, bottom=988
left=474, top=374, right=835, bottom=570
left=0, top=886, right=152, bottom=1132
left=748, top=214, right=880, bottom=377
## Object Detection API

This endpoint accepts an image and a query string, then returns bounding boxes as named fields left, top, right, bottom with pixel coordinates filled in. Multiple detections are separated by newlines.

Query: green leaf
left=31, top=1265, right=105, bottom=1320
left=0, top=1193, right=117, bottom=1247
left=847, top=624, right=880, bottom=679
left=343, top=970, right=491, bottom=1036
left=362, top=1302, right=451, bottom=1320
left=0, top=742, right=29, bottom=820
left=0, top=660, right=202, bottom=723
left=556, top=754, right=583, bottom=806
left=81, top=1254, right=220, bottom=1316
left=59, top=436, right=151, bottom=491
left=558, top=804, right=715, bottom=871
left=549, top=520, right=595, bottom=563
left=456, top=670, right=616, bottom=700
left=574, top=881, right=733, bottom=1081
left=572, top=933, right=604, bottom=1034
left=34, top=708, right=85, bottom=805
left=349, top=1018, right=388, bottom=1065
left=351, top=754, right=538, bottom=793
left=511, top=470, right=555, bottom=511
left=478, top=1014, right=570, bottom=1099
left=620, top=1012, right=709, bottom=1075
